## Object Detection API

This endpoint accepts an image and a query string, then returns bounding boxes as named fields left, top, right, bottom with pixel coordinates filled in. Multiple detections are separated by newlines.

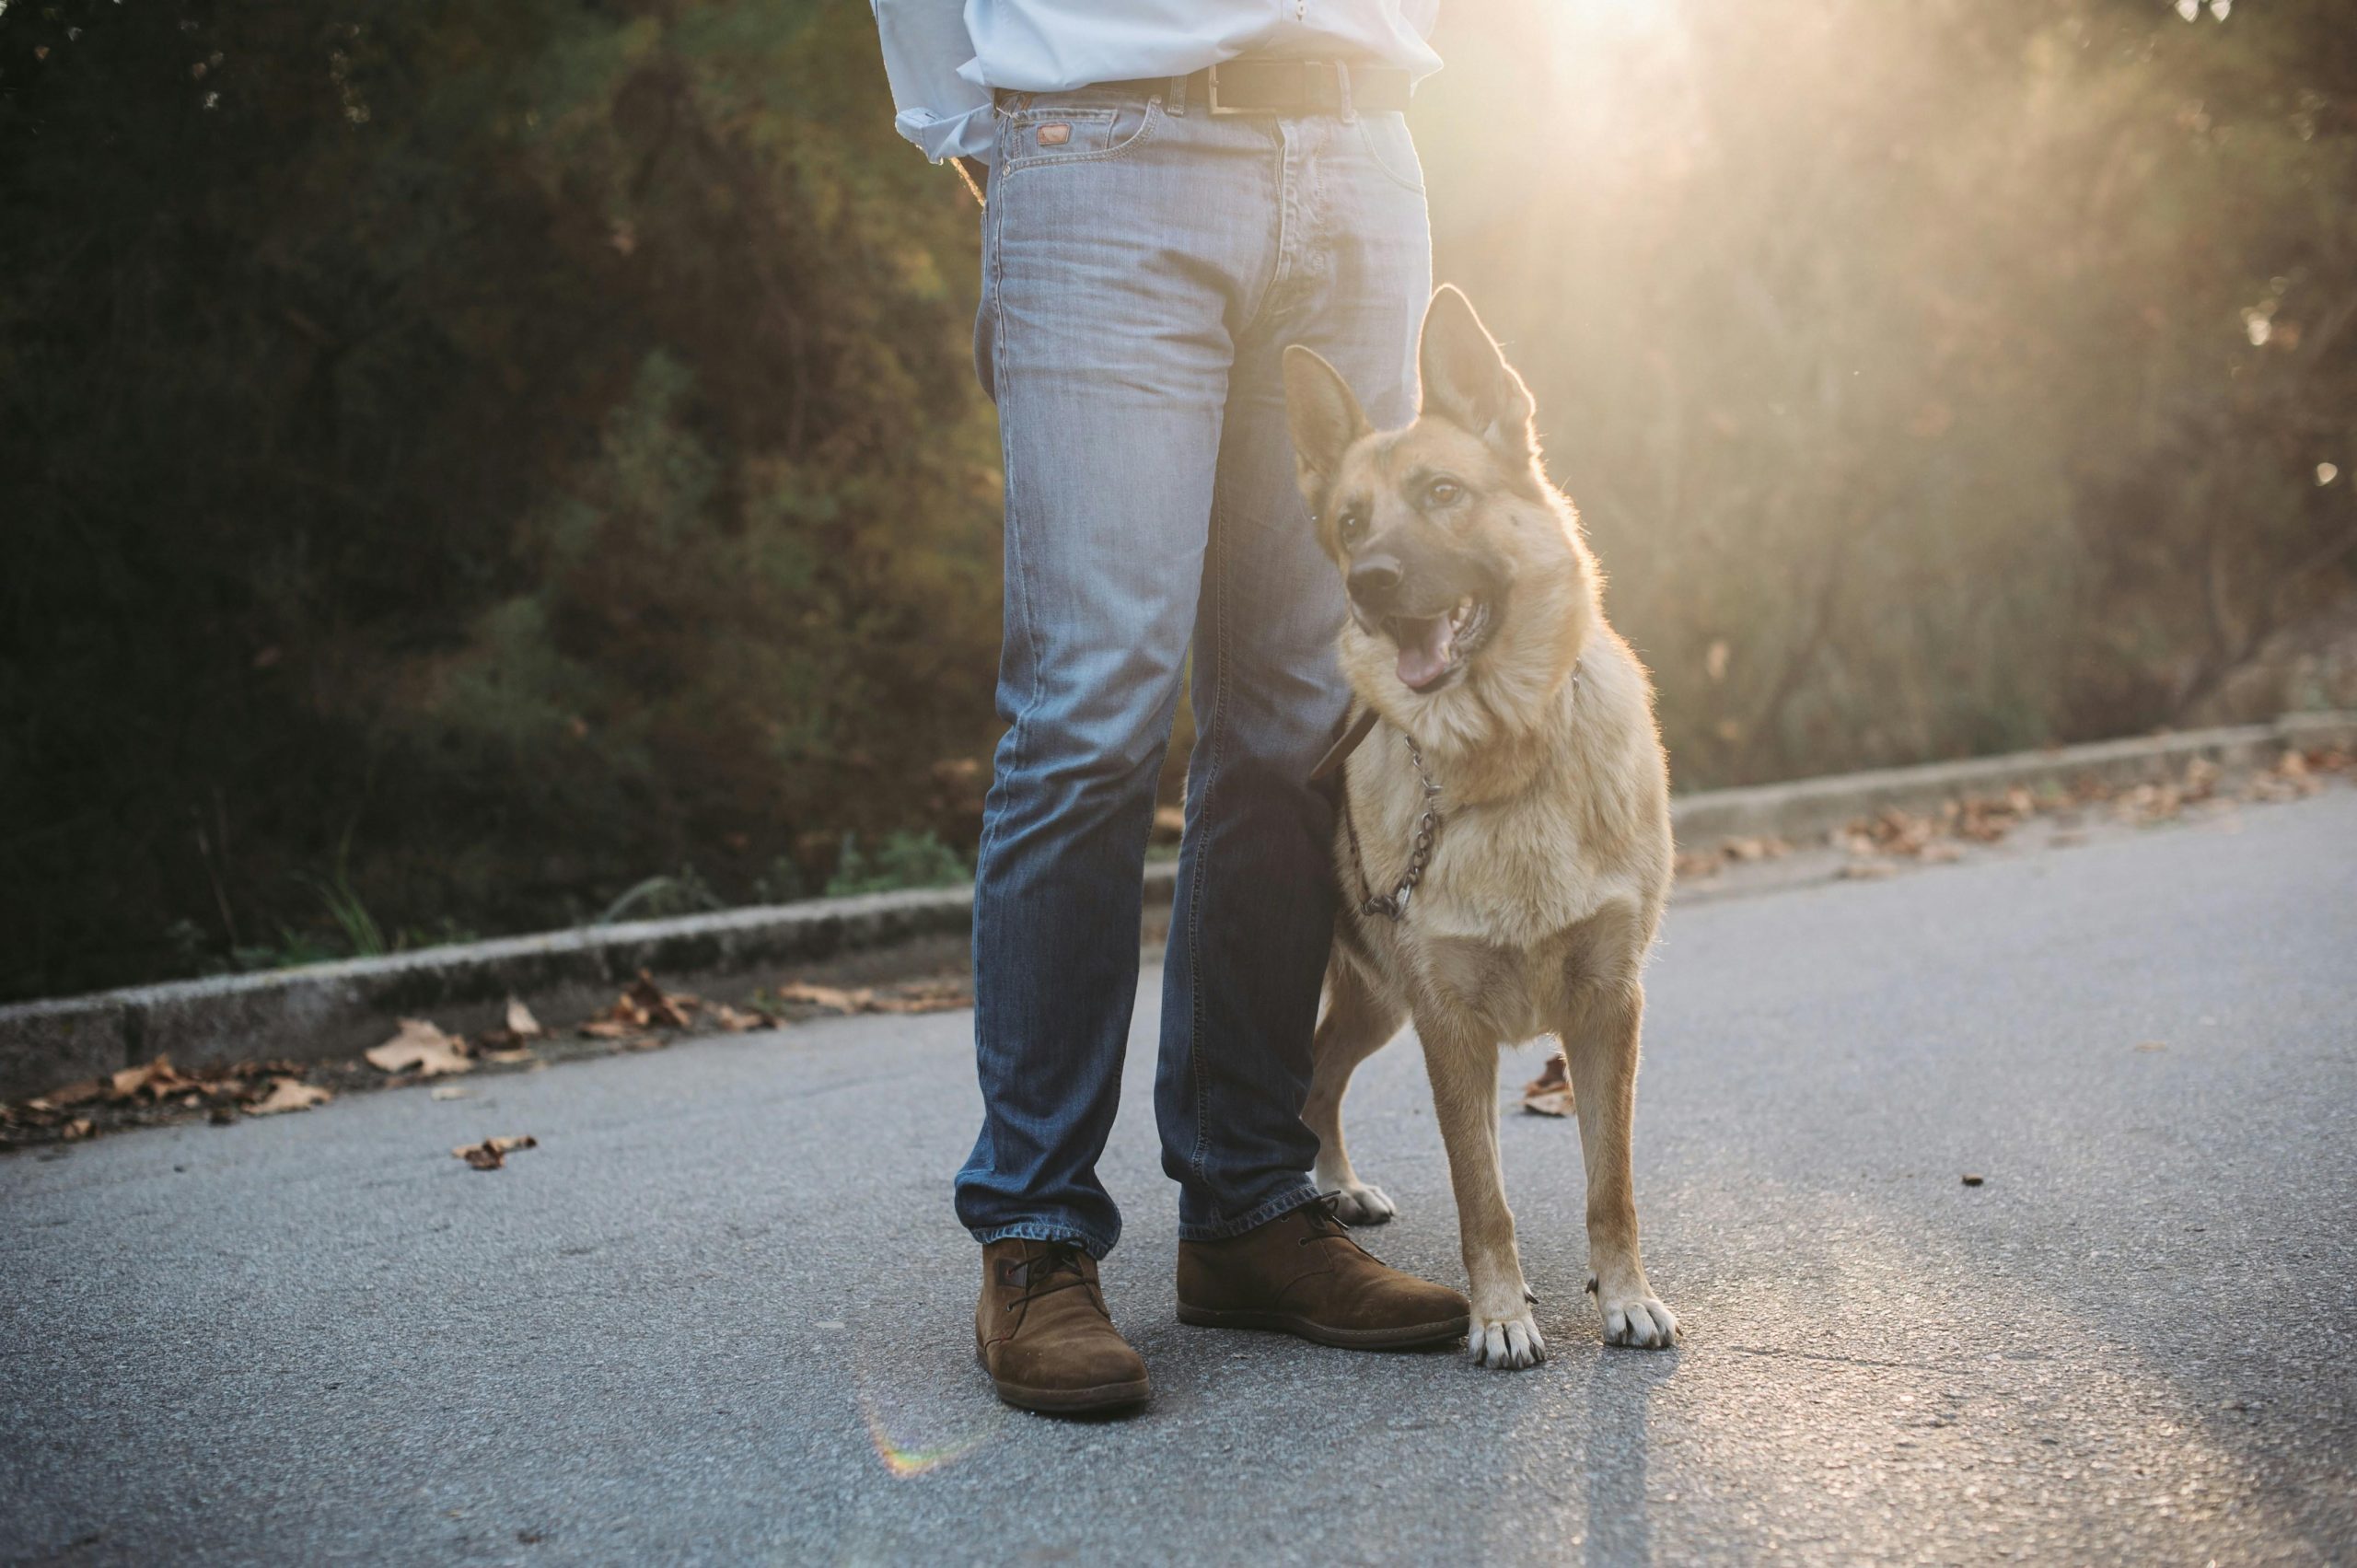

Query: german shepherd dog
left=1283, top=287, right=1678, bottom=1368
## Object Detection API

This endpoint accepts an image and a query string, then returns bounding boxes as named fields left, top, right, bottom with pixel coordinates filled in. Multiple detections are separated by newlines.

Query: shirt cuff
left=893, top=104, right=997, bottom=167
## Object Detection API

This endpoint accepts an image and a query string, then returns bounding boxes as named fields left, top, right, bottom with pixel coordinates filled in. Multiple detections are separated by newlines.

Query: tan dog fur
left=1283, top=286, right=1677, bottom=1368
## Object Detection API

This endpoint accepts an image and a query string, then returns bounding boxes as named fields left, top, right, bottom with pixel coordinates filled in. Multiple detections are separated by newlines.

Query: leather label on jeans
left=1037, top=123, right=1071, bottom=146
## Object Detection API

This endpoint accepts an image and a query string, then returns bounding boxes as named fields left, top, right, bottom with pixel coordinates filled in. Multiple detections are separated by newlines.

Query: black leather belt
left=999, top=59, right=1412, bottom=117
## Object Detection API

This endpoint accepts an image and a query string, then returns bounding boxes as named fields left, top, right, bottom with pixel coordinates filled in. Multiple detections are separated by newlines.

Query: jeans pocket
left=998, top=93, right=1164, bottom=174
left=1356, top=111, right=1426, bottom=193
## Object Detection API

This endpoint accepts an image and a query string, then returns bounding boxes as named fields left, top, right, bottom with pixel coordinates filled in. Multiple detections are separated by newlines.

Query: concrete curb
left=1673, top=710, right=2356, bottom=848
left=5, top=714, right=2348, bottom=1102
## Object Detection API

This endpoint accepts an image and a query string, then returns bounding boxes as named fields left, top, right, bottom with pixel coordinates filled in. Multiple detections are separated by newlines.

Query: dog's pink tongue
left=1394, top=615, right=1456, bottom=691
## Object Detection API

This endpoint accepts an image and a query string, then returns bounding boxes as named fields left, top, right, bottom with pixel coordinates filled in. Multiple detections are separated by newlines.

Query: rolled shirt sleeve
left=872, top=0, right=997, bottom=163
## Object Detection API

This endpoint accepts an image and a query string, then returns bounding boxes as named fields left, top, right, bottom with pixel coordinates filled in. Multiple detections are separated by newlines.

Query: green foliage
left=824, top=831, right=970, bottom=897
left=0, top=0, right=1001, bottom=999
left=595, top=867, right=727, bottom=926
left=310, top=869, right=389, bottom=960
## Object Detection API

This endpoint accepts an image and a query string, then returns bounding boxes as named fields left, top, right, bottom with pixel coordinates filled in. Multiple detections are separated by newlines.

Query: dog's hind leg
left=1306, top=959, right=1407, bottom=1225
left=1417, top=1018, right=1544, bottom=1369
left=1558, top=979, right=1678, bottom=1349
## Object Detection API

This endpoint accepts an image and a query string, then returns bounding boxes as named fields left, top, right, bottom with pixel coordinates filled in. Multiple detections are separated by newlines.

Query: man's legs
left=959, top=96, right=1462, bottom=1407
left=954, top=93, right=1261, bottom=1259
left=1156, top=110, right=1434, bottom=1240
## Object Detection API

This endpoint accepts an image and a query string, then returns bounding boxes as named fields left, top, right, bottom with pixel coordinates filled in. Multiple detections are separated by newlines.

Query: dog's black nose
left=1348, top=556, right=1403, bottom=610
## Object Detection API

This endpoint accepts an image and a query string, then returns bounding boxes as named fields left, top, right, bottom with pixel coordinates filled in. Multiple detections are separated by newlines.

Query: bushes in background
left=1, top=0, right=2351, bottom=998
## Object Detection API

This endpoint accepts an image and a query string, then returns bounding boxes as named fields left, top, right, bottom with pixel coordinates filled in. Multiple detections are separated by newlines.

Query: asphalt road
left=5, top=790, right=2355, bottom=1566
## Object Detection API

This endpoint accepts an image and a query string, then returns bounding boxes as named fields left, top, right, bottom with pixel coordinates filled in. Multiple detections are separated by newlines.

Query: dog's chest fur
left=1337, top=646, right=1668, bottom=1044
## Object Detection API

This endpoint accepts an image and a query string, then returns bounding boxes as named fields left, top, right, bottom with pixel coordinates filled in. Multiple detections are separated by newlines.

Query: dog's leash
left=1307, top=706, right=1380, bottom=784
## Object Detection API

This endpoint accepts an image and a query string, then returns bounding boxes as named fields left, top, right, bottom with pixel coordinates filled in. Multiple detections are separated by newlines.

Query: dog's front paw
left=1469, top=1311, right=1548, bottom=1370
left=1327, top=1181, right=1398, bottom=1226
left=1593, top=1284, right=1678, bottom=1349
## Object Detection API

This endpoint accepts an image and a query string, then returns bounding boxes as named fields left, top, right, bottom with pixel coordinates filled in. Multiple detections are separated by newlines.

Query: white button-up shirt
left=871, top=0, right=1443, bottom=165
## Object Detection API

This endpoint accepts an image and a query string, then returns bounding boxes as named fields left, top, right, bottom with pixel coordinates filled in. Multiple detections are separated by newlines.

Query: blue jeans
left=956, top=77, right=1433, bottom=1258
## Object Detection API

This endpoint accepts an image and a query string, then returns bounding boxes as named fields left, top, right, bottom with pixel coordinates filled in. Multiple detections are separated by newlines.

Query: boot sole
left=1174, top=1303, right=1469, bottom=1349
left=975, top=1347, right=1150, bottom=1414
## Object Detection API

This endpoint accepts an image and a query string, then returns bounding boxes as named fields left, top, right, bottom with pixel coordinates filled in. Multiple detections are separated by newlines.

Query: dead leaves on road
left=0, top=935, right=945, bottom=1156
left=2, top=1055, right=341, bottom=1148
left=767, top=979, right=970, bottom=1019
left=1675, top=834, right=1793, bottom=882
left=454, top=1133, right=539, bottom=1171
left=2, top=955, right=972, bottom=1153
left=1678, top=744, right=2351, bottom=887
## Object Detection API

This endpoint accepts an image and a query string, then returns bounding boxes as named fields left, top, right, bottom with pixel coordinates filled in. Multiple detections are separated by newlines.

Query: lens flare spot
left=859, top=1393, right=993, bottom=1479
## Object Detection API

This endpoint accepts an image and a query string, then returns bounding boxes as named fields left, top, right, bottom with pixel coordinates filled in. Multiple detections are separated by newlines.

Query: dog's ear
left=1418, top=285, right=1538, bottom=470
left=1283, top=344, right=1368, bottom=506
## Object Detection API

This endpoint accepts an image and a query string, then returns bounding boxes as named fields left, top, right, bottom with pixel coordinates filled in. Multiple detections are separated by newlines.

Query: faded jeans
left=957, top=75, right=1433, bottom=1256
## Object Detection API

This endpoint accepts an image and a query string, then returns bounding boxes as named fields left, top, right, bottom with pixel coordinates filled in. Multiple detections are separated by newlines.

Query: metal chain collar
left=1332, top=662, right=1582, bottom=923
left=1341, top=729, right=1443, bottom=921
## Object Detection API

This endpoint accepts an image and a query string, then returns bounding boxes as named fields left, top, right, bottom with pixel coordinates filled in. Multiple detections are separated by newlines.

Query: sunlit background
left=2, top=0, right=2351, bottom=1001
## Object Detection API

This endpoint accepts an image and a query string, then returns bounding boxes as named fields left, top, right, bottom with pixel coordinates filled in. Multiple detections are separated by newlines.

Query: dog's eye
left=1425, top=478, right=1463, bottom=507
left=1337, top=512, right=1365, bottom=544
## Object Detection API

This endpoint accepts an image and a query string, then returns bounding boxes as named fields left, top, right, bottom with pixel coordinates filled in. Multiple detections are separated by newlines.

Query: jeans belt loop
left=1167, top=73, right=1189, bottom=114
left=1337, top=60, right=1356, bottom=123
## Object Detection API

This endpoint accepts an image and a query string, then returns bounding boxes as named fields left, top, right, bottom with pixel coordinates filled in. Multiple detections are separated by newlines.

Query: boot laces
left=1297, top=1193, right=1373, bottom=1253
left=1009, top=1242, right=1095, bottom=1307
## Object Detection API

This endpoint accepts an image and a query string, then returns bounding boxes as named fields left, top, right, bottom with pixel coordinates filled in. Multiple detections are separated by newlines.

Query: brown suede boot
left=1175, top=1196, right=1470, bottom=1349
left=976, top=1239, right=1151, bottom=1413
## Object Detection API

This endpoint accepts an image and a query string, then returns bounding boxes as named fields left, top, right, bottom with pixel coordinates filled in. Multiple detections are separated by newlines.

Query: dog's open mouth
left=1388, top=597, right=1492, bottom=692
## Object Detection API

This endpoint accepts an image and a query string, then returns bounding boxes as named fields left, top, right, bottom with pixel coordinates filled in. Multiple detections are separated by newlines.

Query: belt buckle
left=1204, top=63, right=1245, bottom=115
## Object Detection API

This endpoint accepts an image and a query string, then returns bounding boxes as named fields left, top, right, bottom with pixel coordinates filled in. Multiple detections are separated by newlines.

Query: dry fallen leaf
left=1839, top=862, right=1898, bottom=880
left=48, top=1078, right=110, bottom=1109
left=1961, top=1173, right=1986, bottom=1187
left=622, top=970, right=697, bottom=1028
left=775, top=981, right=873, bottom=1015
left=454, top=1134, right=539, bottom=1171
left=248, top=1078, right=331, bottom=1116
left=579, top=970, right=699, bottom=1036
left=866, top=984, right=970, bottom=1016
left=110, top=1057, right=202, bottom=1103
left=1673, top=850, right=1724, bottom=881
left=901, top=980, right=972, bottom=1009
left=473, top=997, right=547, bottom=1056
left=1521, top=1055, right=1576, bottom=1118
left=704, top=1003, right=772, bottom=1033
left=366, top=1018, right=473, bottom=1077
left=774, top=979, right=967, bottom=1017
